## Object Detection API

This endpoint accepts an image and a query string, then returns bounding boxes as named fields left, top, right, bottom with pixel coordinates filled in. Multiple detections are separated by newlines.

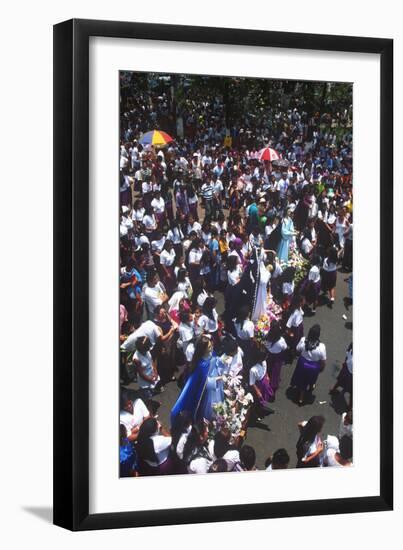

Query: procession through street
left=119, top=73, right=353, bottom=476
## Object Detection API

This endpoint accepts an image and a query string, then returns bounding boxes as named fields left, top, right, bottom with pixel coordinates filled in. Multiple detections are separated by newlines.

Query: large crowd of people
left=119, top=74, right=353, bottom=477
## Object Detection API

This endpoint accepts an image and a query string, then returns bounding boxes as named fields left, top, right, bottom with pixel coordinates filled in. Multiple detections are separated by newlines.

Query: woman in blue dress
left=277, top=208, right=298, bottom=264
left=171, top=335, right=224, bottom=424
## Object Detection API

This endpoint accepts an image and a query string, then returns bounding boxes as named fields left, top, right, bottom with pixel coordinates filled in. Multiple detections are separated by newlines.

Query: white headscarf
left=168, top=291, right=186, bottom=312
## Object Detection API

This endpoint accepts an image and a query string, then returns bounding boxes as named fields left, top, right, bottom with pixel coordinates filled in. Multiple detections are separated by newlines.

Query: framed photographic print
left=53, top=19, right=393, bottom=530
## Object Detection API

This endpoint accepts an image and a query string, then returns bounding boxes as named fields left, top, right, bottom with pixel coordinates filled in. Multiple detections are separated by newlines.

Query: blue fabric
left=277, top=217, right=295, bottom=263
left=198, top=356, right=224, bottom=421
left=171, top=353, right=217, bottom=424
left=119, top=439, right=137, bottom=477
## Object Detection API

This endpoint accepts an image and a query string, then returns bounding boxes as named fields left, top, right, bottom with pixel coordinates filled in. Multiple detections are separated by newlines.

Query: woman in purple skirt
left=248, top=343, right=275, bottom=412
left=290, top=324, right=327, bottom=406
left=264, top=320, right=288, bottom=400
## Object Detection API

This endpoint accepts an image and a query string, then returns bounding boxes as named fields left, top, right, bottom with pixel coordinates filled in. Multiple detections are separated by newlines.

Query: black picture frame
left=53, top=18, right=393, bottom=531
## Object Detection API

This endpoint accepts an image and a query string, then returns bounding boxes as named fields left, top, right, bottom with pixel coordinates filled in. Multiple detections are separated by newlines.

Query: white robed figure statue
left=252, top=248, right=271, bottom=321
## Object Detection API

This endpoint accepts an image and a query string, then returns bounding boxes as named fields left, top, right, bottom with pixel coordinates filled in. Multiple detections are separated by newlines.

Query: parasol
left=272, top=158, right=290, bottom=169
left=258, top=147, right=281, bottom=162
left=139, top=130, right=174, bottom=147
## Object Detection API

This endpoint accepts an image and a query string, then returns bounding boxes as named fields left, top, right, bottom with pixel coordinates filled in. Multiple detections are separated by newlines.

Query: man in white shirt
left=120, top=319, right=162, bottom=353
left=120, top=397, right=150, bottom=441
left=142, top=271, right=169, bottom=318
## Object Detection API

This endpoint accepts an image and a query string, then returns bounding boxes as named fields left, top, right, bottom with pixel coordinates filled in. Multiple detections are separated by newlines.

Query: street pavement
left=122, top=269, right=352, bottom=470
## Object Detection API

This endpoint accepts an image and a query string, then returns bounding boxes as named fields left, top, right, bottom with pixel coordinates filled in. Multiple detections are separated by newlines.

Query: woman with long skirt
left=290, top=324, right=327, bottom=406
left=248, top=343, right=275, bottom=418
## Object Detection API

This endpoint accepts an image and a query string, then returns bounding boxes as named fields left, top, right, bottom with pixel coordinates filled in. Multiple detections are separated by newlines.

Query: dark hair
left=144, top=204, right=154, bottom=217
left=120, top=423, right=128, bottom=443
left=239, top=445, right=256, bottom=470
left=226, top=254, right=239, bottom=272
left=208, top=459, right=228, bottom=473
left=270, top=448, right=290, bottom=469
left=188, top=237, right=202, bottom=252
left=266, top=319, right=282, bottom=346
left=182, top=420, right=208, bottom=464
left=213, top=428, right=231, bottom=459
left=135, top=336, right=151, bottom=354
left=234, top=305, right=250, bottom=329
left=171, top=411, right=192, bottom=451
left=179, top=309, right=192, bottom=324
left=136, top=417, right=159, bottom=463
left=200, top=249, right=211, bottom=265
left=288, top=293, right=304, bottom=313
left=177, top=268, right=188, bottom=284
left=189, top=335, right=211, bottom=374
left=146, top=269, right=158, bottom=283
left=311, top=253, right=321, bottom=267
left=327, top=247, right=338, bottom=265
left=154, top=304, right=167, bottom=316
left=305, top=324, right=321, bottom=352
left=163, top=238, right=173, bottom=251
left=219, top=335, right=238, bottom=357
left=202, top=296, right=216, bottom=321
left=249, top=341, right=267, bottom=365
left=282, top=266, right=296, bottom=284
left=297, top=416, right=325, bottom=458
left=339, top=435, right=353, bottom=461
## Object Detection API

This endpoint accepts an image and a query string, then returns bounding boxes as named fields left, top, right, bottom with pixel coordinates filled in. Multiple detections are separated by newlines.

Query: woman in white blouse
left=324, top=435, right=353, bottom=467
left=265, top=320, right=288, bottom=399
left=187, top=238, right=205, bottom=284
left=131, top=198, right=145, bottom=230
left=142, top=205, right=158, bottom=239
left=290, top=324, right=326, bottom=406
left=136, top=417, right=174, bottom=475
left=232, top=304, right=255, bottom=355
left=159, top=239, right=176, bottom=293
left=199, top=296, right=219, bottom=346
left=226, top=254, right=242, bottom=286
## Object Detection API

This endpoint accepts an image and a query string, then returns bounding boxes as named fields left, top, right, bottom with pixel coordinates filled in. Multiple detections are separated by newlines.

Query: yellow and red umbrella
left=139, top=130, right=174, bottom=147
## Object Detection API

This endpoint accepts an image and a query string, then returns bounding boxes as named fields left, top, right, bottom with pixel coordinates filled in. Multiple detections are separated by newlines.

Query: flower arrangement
left=254, top=295, right=283, bottom=342
left=210, top=372, right=254, bottom=442
left=255, top=314, right=271, bottom=342
left=281, top=247, right=310, bottom=287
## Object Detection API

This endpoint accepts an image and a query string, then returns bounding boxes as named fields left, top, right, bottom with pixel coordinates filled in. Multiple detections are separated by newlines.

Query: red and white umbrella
left=259, top=147, right=281, bottom=162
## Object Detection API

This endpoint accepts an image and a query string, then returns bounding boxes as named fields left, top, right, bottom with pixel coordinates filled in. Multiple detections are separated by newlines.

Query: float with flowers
left=210, top=371, right=254, bottom=443
left=281, top=245, right=310, bottom=287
